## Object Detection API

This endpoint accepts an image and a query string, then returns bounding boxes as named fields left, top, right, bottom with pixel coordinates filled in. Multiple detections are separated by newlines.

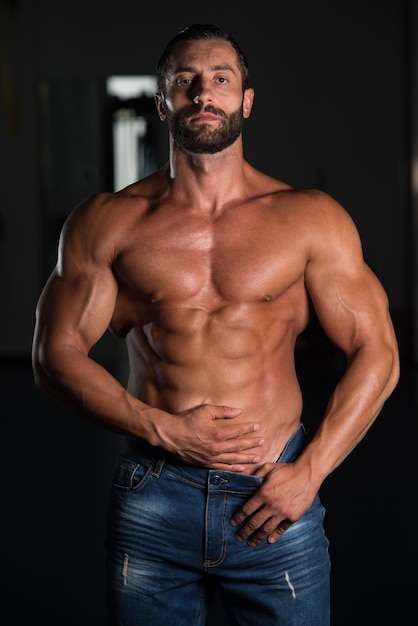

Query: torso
left=95, top=166, right=317, bottom=462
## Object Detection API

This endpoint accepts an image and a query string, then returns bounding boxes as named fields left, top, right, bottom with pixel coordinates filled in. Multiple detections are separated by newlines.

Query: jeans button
left=212, top=475, right=221, bottom=485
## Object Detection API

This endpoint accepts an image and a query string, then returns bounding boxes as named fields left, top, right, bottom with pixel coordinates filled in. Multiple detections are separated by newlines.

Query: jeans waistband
left=121, top=422, right=307, bottom=473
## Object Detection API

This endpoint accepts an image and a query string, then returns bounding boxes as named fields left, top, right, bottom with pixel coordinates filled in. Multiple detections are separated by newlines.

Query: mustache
left=183, top=104, right=227, bottom=119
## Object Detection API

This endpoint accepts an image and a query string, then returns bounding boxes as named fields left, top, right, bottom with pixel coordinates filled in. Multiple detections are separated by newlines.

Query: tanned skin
left=32, top=38, right=399, bottom=548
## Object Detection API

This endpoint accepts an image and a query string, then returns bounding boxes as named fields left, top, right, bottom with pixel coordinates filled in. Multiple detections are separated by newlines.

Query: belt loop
left=152, top=456, right=166, bottom=478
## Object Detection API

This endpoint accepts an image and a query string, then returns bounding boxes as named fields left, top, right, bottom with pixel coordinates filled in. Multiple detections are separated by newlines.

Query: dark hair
left=156, top=23, right=249, bottom=93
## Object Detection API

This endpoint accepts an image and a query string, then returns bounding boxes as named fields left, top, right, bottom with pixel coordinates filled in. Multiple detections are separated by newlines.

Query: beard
left=166, top=103, right=244, bottom=154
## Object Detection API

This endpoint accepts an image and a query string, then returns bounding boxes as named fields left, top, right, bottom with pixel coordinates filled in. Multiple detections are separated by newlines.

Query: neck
left=166, top=137, right=250, bottom=211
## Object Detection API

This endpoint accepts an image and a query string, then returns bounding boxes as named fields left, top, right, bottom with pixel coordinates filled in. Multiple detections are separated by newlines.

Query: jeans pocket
left=112, top=455, right=153, bottom=492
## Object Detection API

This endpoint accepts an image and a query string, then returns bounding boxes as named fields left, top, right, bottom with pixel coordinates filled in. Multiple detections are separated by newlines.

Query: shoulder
left=245, top=166, right=359, bottom=242
left=61, top=168, right=168, bottom=246
left=259, top=185, right=363, bottom=266
left=275, top=187, right=360, bottom=239
left=248, top=167, right=351, bottom=223
left=67, top=168, right=167, bottom=225
left=55, top=169, right=170, bottom=272
left=284, top=189, right=365, bottom=272
left=274, top=187, right=348, bottom=216
left=251, top=173, right=358, bottom=233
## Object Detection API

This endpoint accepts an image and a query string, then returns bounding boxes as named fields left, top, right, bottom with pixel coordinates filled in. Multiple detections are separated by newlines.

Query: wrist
left=134, top=405, right=176, bottom=450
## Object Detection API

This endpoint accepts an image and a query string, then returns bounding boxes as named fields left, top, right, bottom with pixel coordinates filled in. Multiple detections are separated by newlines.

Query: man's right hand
left=160, top=404, right=264, bottom=471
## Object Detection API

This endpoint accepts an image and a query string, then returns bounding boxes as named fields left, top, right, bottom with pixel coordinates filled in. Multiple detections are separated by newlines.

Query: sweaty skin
left=32, top=38, right=399, bottom=548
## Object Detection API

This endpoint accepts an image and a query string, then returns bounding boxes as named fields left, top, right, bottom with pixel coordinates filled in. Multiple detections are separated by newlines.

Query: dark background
left=1, top=1, right=417, bottom=624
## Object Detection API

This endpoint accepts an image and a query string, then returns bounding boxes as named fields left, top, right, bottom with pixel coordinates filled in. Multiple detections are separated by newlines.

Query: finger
left=245, top=515, right=278, bottom=547
left=252, top=462, right=278, bottom=479
left=267, top=519, right=293, bottom=544
left=247, top=519, right=292, bottom=548
left=220, top=422, right=261, bottom=439
left=214, top=435, right=265, bottom=454
left=234, top=516, right=293, bottom=548
left=230, top=496, right=264, bottom=529
left=208, top=460, right=258, bottom=472
left=197, top=449, right=264, bottom=472
left=211, top=406, right=242, bottom=418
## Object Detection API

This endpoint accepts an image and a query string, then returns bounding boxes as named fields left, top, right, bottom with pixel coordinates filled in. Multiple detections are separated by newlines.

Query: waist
left=121, top=422, right=308, bottom=475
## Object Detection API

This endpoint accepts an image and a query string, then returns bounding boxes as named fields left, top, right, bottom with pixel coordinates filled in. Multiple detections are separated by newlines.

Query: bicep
left=34, top=265, right=118, bottom=361
left=34, top=194, right=121, bottom=357
left=304, top=209, right=393, bottom=357
left=308, top=264, right=391, bottom=354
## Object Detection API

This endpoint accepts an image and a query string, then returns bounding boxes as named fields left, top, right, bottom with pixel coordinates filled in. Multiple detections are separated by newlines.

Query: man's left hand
left=229, top=462, right=315, bottom=547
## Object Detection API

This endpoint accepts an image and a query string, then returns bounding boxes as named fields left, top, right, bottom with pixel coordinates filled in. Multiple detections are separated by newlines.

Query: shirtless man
left=32, top=24, right=399, bottom=626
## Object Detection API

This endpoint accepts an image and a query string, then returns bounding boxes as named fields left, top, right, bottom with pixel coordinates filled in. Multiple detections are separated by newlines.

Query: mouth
left=190, top=112, right=219, bottom=123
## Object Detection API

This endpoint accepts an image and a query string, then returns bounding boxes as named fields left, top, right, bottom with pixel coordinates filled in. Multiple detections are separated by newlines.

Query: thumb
left=253, top=462, right=277, bottom=479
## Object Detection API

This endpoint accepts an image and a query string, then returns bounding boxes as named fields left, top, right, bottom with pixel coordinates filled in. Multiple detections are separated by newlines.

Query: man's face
left=156, top=39, right=253, bottom=154
left=164, top=102, right=244, bottom=154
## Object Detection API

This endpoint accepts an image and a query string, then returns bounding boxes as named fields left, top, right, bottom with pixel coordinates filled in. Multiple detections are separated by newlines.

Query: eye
left=176, top=77, right=192, bottom=86
left=216, top=76, right=228, bottom=84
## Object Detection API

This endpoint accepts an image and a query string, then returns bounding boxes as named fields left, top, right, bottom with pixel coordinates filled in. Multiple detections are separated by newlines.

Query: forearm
left=297, top=343, right=399, bottom=488
left=33, top=345, right=168, bottom=445
left=32, top=344, right=262, bottom=470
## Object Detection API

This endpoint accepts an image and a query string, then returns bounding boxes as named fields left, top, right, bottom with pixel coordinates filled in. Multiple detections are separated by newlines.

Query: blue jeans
left=105, top=424, right=330, bottom=625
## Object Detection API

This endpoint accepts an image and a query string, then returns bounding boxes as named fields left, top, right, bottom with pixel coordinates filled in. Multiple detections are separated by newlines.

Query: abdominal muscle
left=125, top=301, right=305, bottom=466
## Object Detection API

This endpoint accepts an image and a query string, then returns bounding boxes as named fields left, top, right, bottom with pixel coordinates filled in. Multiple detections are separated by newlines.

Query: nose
left=191, top=78, right=212, bottom=105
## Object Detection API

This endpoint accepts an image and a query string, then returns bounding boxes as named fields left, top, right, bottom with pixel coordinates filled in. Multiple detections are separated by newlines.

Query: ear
left=242, top=87, right=254, bottom=119
left=154, top=93, right=167, bottom=121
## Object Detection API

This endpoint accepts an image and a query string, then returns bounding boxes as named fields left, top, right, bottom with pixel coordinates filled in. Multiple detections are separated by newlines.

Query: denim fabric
left=105, top=424, right=330, bottom=625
